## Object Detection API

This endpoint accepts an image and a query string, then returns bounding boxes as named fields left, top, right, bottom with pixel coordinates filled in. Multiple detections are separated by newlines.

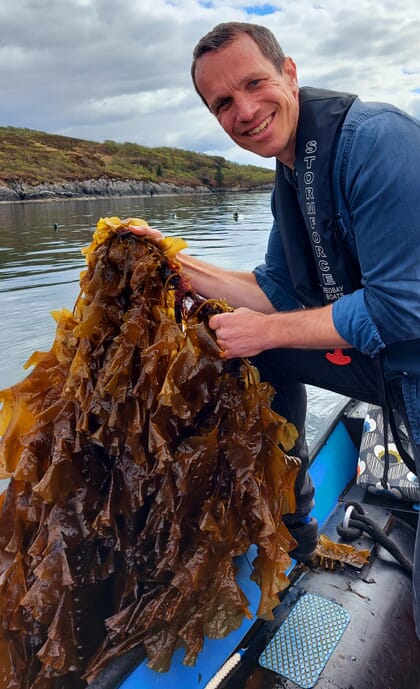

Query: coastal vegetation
left=0, top=126, right=274, bottom=190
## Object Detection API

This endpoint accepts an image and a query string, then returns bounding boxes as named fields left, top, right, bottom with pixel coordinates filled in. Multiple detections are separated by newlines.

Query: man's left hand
left=208, top=308, right=270, bottom=359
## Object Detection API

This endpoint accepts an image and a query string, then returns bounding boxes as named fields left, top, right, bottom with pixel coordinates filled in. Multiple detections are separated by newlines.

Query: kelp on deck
left=0, top=217, right=300, bottom=688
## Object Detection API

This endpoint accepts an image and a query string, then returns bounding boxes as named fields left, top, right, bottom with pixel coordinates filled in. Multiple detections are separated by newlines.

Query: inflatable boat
left=91, top=397, right=420, bottom=689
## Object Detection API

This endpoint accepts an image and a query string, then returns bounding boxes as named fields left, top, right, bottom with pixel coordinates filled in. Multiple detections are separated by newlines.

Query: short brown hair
left=191, top=22, right=286, bottom=106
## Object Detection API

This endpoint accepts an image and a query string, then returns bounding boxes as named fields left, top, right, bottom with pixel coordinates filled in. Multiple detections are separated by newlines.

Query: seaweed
left=314, top=533, right=370, bottom=569
left=0, top=217, right=300, bottom=687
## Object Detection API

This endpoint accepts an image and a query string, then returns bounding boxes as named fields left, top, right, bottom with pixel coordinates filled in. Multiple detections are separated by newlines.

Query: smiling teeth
left=248, top=116, right=272, bottom=136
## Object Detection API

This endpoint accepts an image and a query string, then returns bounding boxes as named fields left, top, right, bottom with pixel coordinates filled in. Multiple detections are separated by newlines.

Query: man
left=131, top=22, right=420, bottom=635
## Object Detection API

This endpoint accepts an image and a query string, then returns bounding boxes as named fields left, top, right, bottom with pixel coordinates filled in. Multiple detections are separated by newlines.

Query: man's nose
left=234, top=93, right=258, bottom=122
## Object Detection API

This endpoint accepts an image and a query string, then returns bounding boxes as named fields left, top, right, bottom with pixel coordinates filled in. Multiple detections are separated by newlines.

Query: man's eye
left=249, top=79, right=261, bottom=88
left=216, top=98, right=231, bottom=114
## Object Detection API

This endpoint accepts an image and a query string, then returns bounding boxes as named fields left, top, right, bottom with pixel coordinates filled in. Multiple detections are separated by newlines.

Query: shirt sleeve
left=332, top=105, right=420, bottom=356
left=332, top=289, right=385, bottom=357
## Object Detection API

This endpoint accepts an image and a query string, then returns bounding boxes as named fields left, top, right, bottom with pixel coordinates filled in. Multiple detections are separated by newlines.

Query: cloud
left=0, top=0, right=419, bottom=168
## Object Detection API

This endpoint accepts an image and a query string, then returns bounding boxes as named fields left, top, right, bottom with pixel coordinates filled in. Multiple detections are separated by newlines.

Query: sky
left=1, top=0, right=419, bottom=170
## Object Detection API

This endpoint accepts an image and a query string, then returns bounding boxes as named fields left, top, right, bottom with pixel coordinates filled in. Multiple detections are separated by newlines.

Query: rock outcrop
left=0, top=177, right=210, bottom=201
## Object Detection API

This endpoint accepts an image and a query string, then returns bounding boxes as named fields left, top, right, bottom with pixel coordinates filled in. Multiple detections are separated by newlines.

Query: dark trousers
left=251, top=346, right=420, bottom=638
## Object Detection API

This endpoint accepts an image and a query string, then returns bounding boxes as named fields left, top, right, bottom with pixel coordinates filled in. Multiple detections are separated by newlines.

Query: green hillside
left=0, top=126, right=274, bottom=190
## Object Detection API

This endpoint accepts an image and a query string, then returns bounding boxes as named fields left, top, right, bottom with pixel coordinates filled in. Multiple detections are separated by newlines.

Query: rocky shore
left=0, top=177, right=212, bottom=202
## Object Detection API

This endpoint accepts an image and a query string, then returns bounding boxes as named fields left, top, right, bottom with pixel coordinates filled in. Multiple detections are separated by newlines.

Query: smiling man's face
left=194, top=32, right=300, bottom=168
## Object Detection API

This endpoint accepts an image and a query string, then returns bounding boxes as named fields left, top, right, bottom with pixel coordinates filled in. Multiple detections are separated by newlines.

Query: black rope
left=373, top=354, right=417, bottom=477
left=374, top=356, right=391, bottom=488
left=337, top=501, right=413, bottom=575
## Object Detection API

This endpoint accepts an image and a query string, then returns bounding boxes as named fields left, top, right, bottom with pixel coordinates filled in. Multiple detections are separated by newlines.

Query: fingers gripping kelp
left=0, top=217, right=300, bottom=688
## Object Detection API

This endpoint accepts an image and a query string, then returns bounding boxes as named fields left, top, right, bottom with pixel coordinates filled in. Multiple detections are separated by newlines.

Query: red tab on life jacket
left=325, top=348, right=352, bottom=365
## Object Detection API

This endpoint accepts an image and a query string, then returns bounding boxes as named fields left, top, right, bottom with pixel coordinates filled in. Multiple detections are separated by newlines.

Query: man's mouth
left=247, top=114, right=273, bottom=136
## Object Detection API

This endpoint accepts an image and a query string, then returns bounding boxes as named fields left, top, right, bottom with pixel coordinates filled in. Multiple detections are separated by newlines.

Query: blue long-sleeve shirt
left=254, top=97, right=420, bottom=358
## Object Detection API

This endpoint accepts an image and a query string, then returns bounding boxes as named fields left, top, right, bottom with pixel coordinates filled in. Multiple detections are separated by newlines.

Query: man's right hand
left=126, top=224, right=164, bottom=241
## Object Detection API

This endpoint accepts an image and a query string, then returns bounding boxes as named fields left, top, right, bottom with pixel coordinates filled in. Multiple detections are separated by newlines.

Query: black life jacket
left=273, top=88, right=419, bottom=476
left=273, top=86, right=360, bottom=307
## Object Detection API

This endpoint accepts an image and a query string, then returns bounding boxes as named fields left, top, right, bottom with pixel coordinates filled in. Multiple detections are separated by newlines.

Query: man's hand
left=126, top=224, right=164, bottom=241
left=209, top=308, right=270, bottom=359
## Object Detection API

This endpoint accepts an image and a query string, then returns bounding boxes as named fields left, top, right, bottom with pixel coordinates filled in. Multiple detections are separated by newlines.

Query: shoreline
left=0, top=178, right=273, bottom=204
left=0, top=190, right=214, bottom=206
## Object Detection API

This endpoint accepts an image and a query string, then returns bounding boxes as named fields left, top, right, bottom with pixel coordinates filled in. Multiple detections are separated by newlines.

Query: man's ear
left=282, top=56, right=299, bottom=89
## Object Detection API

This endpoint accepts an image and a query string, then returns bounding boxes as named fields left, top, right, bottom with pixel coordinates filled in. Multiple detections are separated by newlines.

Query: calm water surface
left=0, top=191, right=342, bottom=444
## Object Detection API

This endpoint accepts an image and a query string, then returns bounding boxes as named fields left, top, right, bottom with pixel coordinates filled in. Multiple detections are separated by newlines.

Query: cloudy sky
left=1, top=0, right=419, bottom=169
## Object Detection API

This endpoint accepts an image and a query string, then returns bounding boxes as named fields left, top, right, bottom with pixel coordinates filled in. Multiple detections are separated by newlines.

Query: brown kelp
left=0, top=217, right=300, bottom=688
left=314, top=534, right=370, bottom=570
